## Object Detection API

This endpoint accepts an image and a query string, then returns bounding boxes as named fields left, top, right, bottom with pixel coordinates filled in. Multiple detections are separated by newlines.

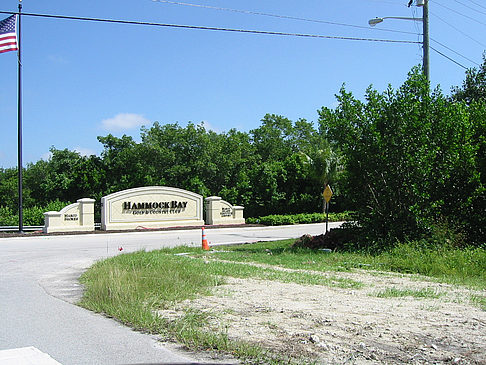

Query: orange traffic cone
left=201, top=227, right=210, bottom=251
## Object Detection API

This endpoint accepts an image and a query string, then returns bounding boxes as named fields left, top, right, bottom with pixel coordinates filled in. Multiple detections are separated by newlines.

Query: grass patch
left=201, top=258, right=362, bottom=289
left=79, top=251, right=224, bottom=333
left=372, top=287, right=443, bottom=299
left=470, top=294, right=486, bottom=311
left=376, top=243, right=486, bottom=289
left=202, top=240, right=486, bottom=290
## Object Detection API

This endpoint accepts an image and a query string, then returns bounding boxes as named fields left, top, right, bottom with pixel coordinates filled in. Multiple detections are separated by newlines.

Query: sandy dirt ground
left=160, top=265, right=486, bottom=364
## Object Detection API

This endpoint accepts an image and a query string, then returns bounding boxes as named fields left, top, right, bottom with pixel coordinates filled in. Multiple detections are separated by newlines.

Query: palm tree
left=300, top=140, right=344, bottom=213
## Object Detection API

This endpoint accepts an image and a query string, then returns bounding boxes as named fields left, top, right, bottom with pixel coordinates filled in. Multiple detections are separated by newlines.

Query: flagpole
left=17, top=0, right=23, bottom=233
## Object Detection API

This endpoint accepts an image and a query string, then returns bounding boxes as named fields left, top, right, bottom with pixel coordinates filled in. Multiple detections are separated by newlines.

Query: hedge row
left=246, top=211, right=353, bottom=226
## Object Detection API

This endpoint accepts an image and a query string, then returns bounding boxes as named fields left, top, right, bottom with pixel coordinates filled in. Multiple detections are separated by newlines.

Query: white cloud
left=47, top=55, right=68, bottom=64
left=100, top=113, right=151, bottom=132
left=198, top=120, right=221, bottom=133
left=74, top=147, right=96, bottom=157
left=42, top=151, right=53, bottom=161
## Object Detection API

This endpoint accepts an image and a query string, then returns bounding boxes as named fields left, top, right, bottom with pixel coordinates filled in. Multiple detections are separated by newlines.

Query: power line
left=430, top=45, right=468, bottom=69
left=151, top=0, right=419, bottom=36
left=454, top=0, right=486, bottom=16
left=431, top=11, right=486, bottom=48
left=430, top=37, right=480, bottom=66
left=0, top=10, right=420, bottom=44
left=430, top=0, right=486, bottom=26
left=465, top=0, right=486, bottom=12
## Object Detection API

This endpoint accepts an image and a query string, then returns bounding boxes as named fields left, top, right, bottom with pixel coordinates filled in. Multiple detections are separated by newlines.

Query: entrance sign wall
left=43, top=198, right=95, bottom=233
left=205, top=196, right=245, bottom=225
left=101, top=186, right=204, bottom=231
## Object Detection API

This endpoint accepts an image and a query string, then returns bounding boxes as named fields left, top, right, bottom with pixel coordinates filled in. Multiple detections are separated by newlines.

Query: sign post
left=322, top=185, right=333, bottom=233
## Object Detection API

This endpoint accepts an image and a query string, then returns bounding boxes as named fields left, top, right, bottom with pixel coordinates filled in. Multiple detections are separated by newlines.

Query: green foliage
left=80, top=250, right=222, bottom=314
left=9, top=118, right=340, bottom=219
left=378, top=241, right=486, bottom=288
left=372, top=287, right=442, bottom=299
left=451, top=54, right=486, bottom=104
left=25, top=148, right=104, bottom=205
left=246, top=115, right=332, bottom=216
left=0, top=206, right=17, bottom=226
left=0, top=168, right=19, bottom=211
left=246, top=211, right=353, bottom=225
left=0, top=200, right=70, bottom=226
left=22, top=206, right=46, bottom=226
left=319, top=67, right=485, bottom=248
left=470, top=294, right=486, bottom=311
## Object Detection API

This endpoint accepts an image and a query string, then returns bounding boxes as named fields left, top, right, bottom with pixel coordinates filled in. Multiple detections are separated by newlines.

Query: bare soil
left=160, top=266, right=486, bottom=364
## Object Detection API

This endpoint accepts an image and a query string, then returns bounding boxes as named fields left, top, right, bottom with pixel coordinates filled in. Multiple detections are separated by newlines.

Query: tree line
left=1, top=59, right=485, bottom=248
left=0, top=113, right=341, bottom=220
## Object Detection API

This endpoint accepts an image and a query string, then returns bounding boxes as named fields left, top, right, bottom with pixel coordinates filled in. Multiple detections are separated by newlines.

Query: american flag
left=0, top=15, right=18, bottom=54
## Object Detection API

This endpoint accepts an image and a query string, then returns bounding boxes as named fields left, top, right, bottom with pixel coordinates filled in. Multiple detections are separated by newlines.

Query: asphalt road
left=0, top=223, right=341, bottom=365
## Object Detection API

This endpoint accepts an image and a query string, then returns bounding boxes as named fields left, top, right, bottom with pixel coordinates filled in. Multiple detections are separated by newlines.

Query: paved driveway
left=0, top=223, right=340, bottom=364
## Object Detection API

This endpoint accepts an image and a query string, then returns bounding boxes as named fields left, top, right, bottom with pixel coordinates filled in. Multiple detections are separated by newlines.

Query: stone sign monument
left=101, top=186, right=204, bottom=230
left=205, top=196, right=245, bottom=225
left=43, top=198, right=95, bottom=233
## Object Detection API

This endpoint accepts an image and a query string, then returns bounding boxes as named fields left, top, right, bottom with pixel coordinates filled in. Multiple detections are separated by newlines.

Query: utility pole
left=414, top=0, right=429, bottom=81
left=420, top=0, right=430, bottom=81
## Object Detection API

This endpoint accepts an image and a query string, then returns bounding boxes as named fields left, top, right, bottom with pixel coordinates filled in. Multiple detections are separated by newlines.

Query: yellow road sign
left=323, top=185, right=333, bottom=203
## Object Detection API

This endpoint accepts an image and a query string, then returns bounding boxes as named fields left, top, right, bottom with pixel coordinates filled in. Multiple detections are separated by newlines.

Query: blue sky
left=0, top=0, right=484, bottom=168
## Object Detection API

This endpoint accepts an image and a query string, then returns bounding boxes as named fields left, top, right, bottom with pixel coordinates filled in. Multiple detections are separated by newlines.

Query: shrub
left=319, top=68, right=485, bottom=248
left=0, top=200, right=70, bottom=226
left=0, top=206, right=18, bottom=226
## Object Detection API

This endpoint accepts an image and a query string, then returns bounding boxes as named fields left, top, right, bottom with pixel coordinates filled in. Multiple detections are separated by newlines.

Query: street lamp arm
left=368, top=16, right=423, bottom=26
left=382, top=16, right=423, bottom=22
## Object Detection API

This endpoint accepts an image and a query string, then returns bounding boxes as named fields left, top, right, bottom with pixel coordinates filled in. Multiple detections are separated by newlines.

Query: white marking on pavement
left=0, top=347, right=62, bottom=365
